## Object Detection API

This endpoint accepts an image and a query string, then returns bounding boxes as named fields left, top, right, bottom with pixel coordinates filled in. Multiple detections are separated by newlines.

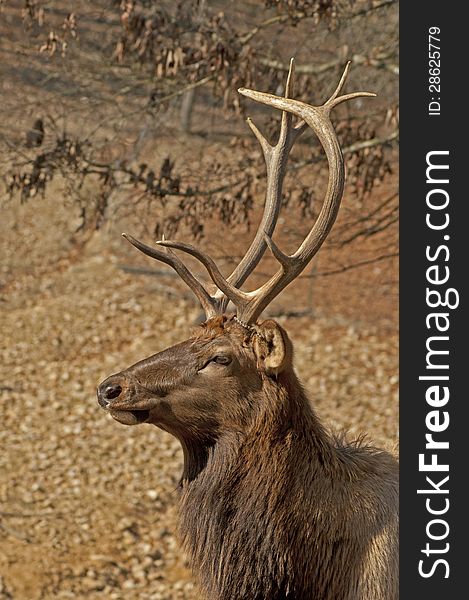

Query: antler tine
left=232, top=62, right=376, bottom=324
left=122, top=233, right=219, bottom=319
left=214, top=58, right=307, bottom=311
left=156, top=239, right=250, bottom=306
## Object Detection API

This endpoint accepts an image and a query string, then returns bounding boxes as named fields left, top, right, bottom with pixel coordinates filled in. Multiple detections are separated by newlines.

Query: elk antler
left=157, top=61, right=375, bottom=324
left=123, top=59, right=306, bottom=318
left=125, top=60, right=375, bottom=325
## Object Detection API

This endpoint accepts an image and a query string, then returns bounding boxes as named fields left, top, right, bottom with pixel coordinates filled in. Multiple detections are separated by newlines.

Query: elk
left=97, top=61, right=398, bottom=600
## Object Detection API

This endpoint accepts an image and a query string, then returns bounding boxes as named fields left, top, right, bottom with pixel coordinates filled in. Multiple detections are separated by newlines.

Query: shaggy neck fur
left=177, top=368, right=398, bottom=600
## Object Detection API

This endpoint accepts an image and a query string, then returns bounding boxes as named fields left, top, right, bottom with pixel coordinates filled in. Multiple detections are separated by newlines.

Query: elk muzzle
left=97, top=374, right=152, bottom=425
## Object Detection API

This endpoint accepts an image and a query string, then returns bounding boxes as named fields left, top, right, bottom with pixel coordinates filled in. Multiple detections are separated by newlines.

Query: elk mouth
left=109, top=409, right=151, bottom=426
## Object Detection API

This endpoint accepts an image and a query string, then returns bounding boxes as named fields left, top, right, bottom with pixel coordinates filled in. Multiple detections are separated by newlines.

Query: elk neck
left=178, top=364, right=337, bottom=492
left=176, top=367, right=350, bottom=600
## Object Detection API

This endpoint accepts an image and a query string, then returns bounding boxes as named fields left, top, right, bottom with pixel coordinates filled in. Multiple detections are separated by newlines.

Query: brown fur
left=97, top=317, right=398, bottom=599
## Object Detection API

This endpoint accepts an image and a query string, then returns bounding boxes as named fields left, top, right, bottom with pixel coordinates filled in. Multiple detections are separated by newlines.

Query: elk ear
left=253, top=320, right=293, bottom=377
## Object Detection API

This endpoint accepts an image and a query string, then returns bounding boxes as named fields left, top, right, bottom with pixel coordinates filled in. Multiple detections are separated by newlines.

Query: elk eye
left=212, top=355, right=231, bottom=365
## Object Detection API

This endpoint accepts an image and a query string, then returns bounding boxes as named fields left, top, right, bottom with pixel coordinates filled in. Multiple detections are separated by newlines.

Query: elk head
left=97, top=60, right=375, bottom=452
left=97, top=317, right=292, bottom=446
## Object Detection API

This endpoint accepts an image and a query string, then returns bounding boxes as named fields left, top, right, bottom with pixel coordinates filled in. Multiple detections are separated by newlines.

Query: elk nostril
left=104, top=384, right=122, bottom=400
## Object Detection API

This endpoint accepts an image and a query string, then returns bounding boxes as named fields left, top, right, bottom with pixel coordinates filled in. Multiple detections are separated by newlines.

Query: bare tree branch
left=312, top=252, right=398, bottom=277
left=259, top=54, right=398, bottom=76
left=290, top=130, right=398, bottom=172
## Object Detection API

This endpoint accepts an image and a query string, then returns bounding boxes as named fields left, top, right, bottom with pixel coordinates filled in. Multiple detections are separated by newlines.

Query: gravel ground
left=1, top=219, right=398, bottom=599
